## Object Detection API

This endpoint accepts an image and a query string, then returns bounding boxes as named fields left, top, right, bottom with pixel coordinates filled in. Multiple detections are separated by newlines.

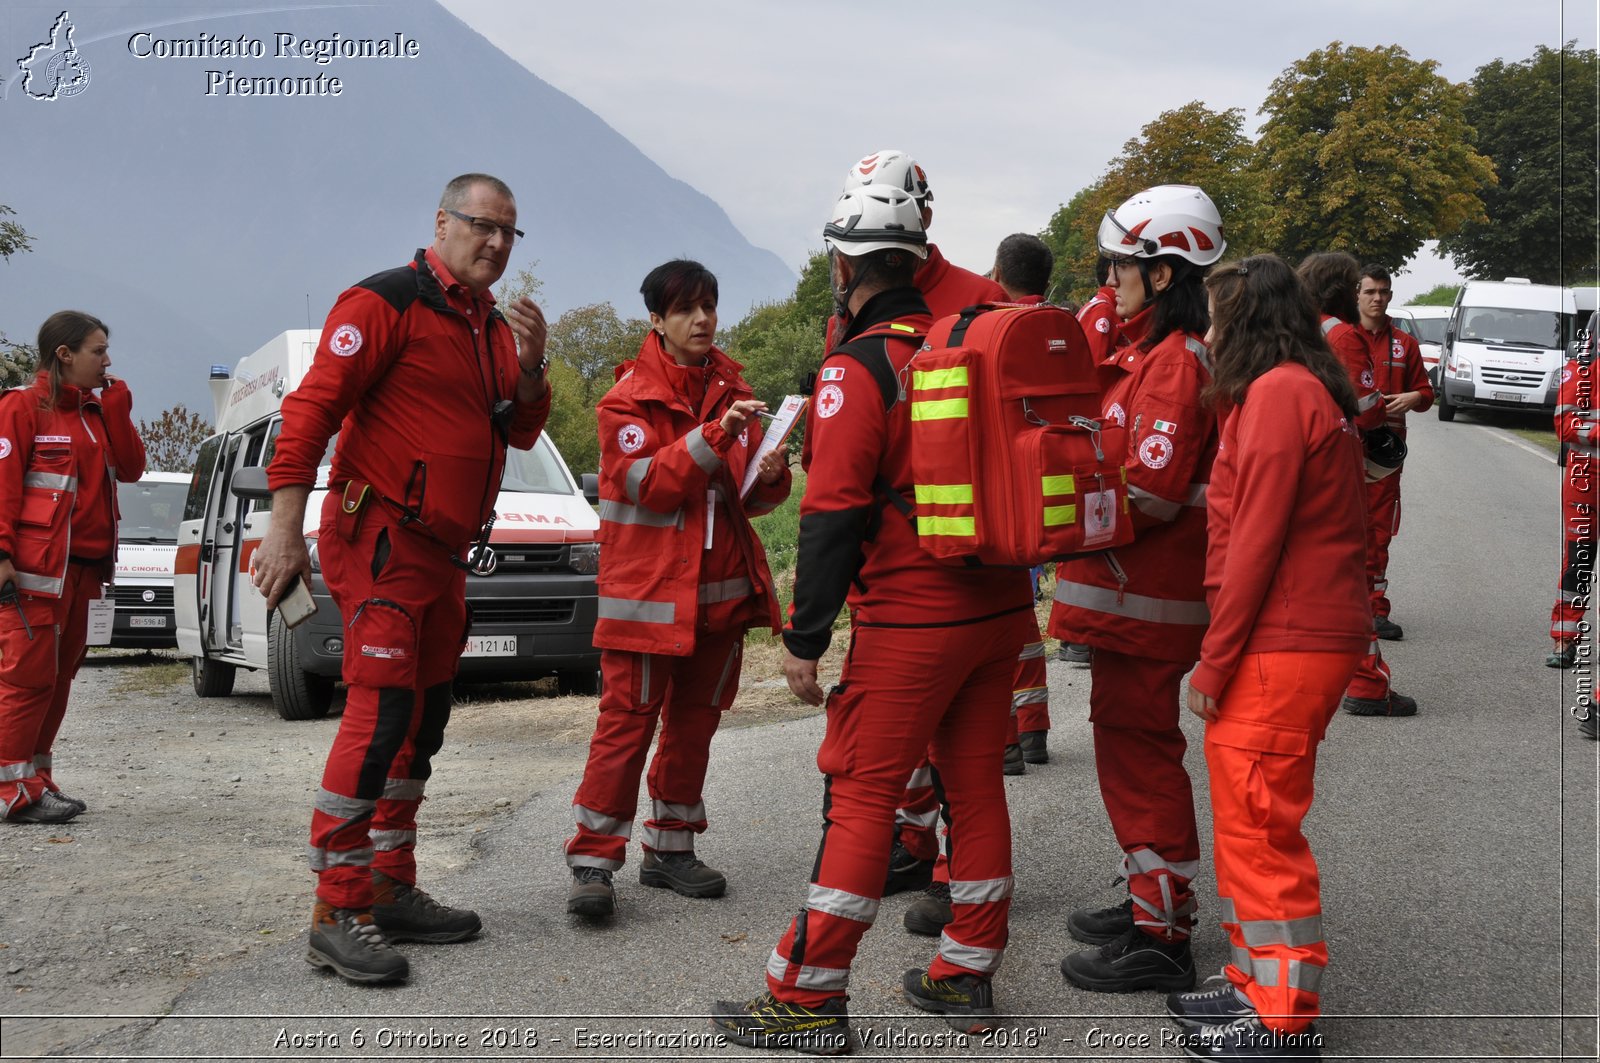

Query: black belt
left=69, top=554, right=110, bottom=567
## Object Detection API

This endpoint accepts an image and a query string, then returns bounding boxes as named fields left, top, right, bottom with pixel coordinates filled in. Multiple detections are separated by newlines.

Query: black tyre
left=1436, top=389, right=1456, bottom=422
left=267, top=611, right=335, bottom=720
left=557, top=668, right=602, bottom=697
left=192, top=656, right=236, bottom=698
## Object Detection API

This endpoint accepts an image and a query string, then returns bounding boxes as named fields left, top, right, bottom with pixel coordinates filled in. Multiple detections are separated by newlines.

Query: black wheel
left=267, top=611, right=335, bottom=720
left=192, top=656, right=235, bottom=698
left=1436, top=388, right=1456, bottom=422
left=557, top=668, right=602, bottom=697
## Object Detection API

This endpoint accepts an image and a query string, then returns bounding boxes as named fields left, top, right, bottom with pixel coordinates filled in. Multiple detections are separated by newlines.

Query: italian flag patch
left=1152, top=419, right=1178, bottom=434
left=820, top=367, right=846, bottom=382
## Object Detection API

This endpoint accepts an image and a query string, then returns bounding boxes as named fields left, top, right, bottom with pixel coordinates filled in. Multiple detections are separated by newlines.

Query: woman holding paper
left=562, top=259, right=791, bottom=920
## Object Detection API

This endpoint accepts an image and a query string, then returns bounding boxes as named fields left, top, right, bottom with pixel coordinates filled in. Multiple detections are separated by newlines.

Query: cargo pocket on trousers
left=343, top=598, right=418, bottom=689
left=815, top=682, right=860, bottom=778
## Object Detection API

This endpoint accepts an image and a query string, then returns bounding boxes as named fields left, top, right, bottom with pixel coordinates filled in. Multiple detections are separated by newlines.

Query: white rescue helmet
left=1098, top=184, right=1226, bottom=266
left=823, top=185, right=929, bottom=259
left=1363, top=424, right=1408, bottom=482
left=841, top=150, right=933, bottom=204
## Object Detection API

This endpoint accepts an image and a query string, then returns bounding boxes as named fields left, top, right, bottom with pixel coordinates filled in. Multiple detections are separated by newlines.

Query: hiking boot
left=1180, top=1017, right=1323, bottom=1059
left=1342, top=690, right=1418, bottom=717
left=1548, top=641, right=1578, bottom=668
left=370, top=871, right=481, bottom=943
left=48, top=790, right=87, bottom=813
left=7, top=791, right=80, bottom=825
left=640, top=849, right=727, bottom=898
left=1373, top=616, right=1403, bottom=641
left=1019, top=730, right=1049, bottom=764
left=567, top=866, right=615, bottom=918
left=1060, top=927, right=1195, bottom=993
left=903, top=881, right=953, bottom=937
left=1167, top=974, right=1257, bottom=1028
left=883, top=839, right=933, bottom=896
left=710, top=991, right=850, bottom=1055
left=1057, top=642, right=1092, bottom=664
left=305, top=901, right=408, bottom=984
left=1067, top=896, right=1134, bottom=945
left=1003, top=743, right=1027, bottom=776
left=902, top=967, right=997, bottom=1033
left=1578, top=709, right=1599, bottom=740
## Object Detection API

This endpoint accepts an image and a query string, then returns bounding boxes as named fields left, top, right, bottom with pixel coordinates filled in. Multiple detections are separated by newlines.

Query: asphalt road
left=17, top=411, right=1598, bottom=1062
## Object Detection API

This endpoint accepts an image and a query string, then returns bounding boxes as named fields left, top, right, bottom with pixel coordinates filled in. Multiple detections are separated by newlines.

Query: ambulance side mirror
left=230, top=466, right=271, bottom=501
left=581, top=473, right=600, bottom=506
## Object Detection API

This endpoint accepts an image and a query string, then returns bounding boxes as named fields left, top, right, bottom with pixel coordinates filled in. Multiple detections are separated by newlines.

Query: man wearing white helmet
left=712, top=183, right=1033, bottom=1053
left=1049, top=184, right=1224, bottom=996
left=834, top=149, right=1009, bottom=901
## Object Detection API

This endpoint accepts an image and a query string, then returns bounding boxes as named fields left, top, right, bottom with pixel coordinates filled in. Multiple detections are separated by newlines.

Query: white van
left=1437, top=279, right=1578, bottom=421
left=174, top=330, right=602, bottom=720
left=1391, top=304, right=1451, bottom=387
left=104, top=471, right=192, bottom=648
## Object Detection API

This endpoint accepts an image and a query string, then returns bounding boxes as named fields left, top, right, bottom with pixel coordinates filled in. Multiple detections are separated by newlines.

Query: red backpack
left=835, top=303, right=1132, bottom=566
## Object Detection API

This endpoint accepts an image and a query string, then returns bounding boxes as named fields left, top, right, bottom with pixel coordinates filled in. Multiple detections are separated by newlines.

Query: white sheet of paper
left=740, top=394, right=807, bottom=499
left=87, top=595, right=114, bottom=646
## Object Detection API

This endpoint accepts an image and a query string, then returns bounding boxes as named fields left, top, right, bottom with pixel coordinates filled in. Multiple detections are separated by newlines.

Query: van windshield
left=118, top=480, right=190, bottom=544
left=1412, top=317, right=1447, bottom=345
left=1459, top=307, right=1565, bottom=348
left=502, top=434, right=575, bottom=494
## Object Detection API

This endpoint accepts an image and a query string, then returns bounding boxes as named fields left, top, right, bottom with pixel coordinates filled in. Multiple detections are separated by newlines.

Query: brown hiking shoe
left=306, top=901, right=409, bottom=984
left=568, top=866, right=615, bottom=918
left=370, top=871, right=481, bottom=944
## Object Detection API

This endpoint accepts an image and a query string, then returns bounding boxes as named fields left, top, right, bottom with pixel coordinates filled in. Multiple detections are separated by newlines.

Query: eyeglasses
left=1109, top=254, right=1140, bottom=272
left=447, top=209, right=523, bottom=243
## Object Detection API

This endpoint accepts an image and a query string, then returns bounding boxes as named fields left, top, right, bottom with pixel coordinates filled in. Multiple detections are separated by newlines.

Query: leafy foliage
left=544, top=302, right=649, bottom=477
left=1255, top=42, right=1495, bottom=270
left=1408, top=283, right=1461, bottom=307
left=139, top=404, right=212, bottom=473
left=0, top=339, right=35, bottom=388
left=0, top=204, right=31, bottom=262
left=1437, top=43, right=1599, bottom=284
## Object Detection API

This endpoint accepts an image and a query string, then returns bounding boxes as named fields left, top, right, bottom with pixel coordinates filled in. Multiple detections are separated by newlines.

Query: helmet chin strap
left=831, top=249, right=869, bottom=329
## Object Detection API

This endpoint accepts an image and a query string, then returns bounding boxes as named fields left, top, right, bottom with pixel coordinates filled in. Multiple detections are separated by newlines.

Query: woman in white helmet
left=1049, top=184, right=1224, bottom=995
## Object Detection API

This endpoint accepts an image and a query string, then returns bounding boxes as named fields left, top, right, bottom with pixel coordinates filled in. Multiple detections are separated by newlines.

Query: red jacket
left=1360, top=318, right=1434, bottom=435
left=1321, top=314, right=1386, bottom=432
left=269, top=248, right=550, bottom=549
left=0, top=373, right=145, bottom=594
left=594, top=331, right=790, bottom=656
left=1557, top=355, right=1597, bottom=451
left=1077, top=285, right=1121, bottom=365
left=823, top=242, right=1007, bottom=352
left=1190, top=363, right=1370, bottom=697
left=1049, top=308, right=1216, bottom=663
left=785, top=287, right=1030, bottom=660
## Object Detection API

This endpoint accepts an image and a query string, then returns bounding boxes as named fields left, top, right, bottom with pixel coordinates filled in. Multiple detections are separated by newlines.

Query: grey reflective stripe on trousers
left=711, top=642, right=741, bottom=706
left=767, top=948, right=850, bottom=992
left=370, top=829, right=416, bottom=851
left=383, top=777, right=426, bottom=801
left=1230, top=945, right=1325, bottom=994
left=0, top=762, right=37, bottom=782
left=22, top=471, right=75, bottom=490
left=948, top=875, right=1014, bottom=905
left=598, top=597, right=676, bottom=625
left=685, top=426, right=721, bottom=474
left=32, top=754, right=51, bottom=771
left=1238, top=913, right=1324, bottom=949
left=308, top=845, right=373, bottom=871
left=1018, top=641, right=1046, bottom=661
left=937, top=930, right=1003, bottom=974
left=575, top=803, right=632, bottom=838
left=625, top=457, right=653, bottom=504
left=807, top=883, right=880, bottom=924
left=642, top=826, right=695, bottom=850
left=698, top=577, right=752, bottom=604
left=568, top=852, right=624, bottom=872
left=1012, top=687, right=1047, bottom=708
left=1123, top=847, right=1201, bottom=881
left=1056, top=581, right=1210, bottom=626
left=651, top=799, right=708, bottom=824
left=600, top=499, right=681, bottom=528
left=315, top=787, right=376, bottom=819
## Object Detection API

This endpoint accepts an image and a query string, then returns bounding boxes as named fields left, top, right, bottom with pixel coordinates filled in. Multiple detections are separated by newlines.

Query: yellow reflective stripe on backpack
left=911, top=398, right=969, bottom=421
left=915, top=483, right=975, bottom=505
left=913, top=367, right=970, bottom=391
left=919, top=514, right=977, bottom=536
left=1043, top=504, right=1078, bottom=527
left=1041, top=474, right=1076, bottom=496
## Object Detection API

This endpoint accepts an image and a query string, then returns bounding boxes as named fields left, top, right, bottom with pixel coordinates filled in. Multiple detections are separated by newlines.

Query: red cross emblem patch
left=1139, top=433, right=1173, bottom=469
left=817, top=384, right=845, bottom=419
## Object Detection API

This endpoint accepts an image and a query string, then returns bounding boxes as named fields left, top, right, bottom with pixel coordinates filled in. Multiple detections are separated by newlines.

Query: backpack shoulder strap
left=828, top=323, right=926, bottom=411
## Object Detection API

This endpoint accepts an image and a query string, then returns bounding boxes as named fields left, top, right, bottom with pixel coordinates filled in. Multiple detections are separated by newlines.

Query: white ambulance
left=174, top=330, right=601, bottom=720
left=102, top=471, right=192, bottom=648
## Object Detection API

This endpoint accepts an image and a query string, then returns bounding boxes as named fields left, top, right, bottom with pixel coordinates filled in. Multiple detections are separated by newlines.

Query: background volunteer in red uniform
left=1172, top=254, right=1368, bottom=1061
left=254, top=173, right=551, bottom=986
left=0, top=310, right=144, bottom=825
left=1550, top=314, right=1596, bottom=741
left=1050, top=184, right=1225, bottom=995
left=827, top=149, right=1011, bottom=894
left=1297, top=252, right=1419, bottom=719
left=1356, top=265, right=1434, bottom=641
left=564, top=260, right=790, bottom=919
left=712, top=185, right=1033, bottom=1054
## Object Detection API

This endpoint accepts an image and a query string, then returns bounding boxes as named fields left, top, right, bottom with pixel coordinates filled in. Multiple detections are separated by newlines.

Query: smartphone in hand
left=278, top=574, right=318, bottom=629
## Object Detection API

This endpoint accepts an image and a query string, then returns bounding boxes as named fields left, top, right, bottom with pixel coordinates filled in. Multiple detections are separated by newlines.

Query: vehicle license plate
left=463, top=635, right=518, bottom=657
left=130, top=615, right=167, bottom=628
left=1492, top=392, right=1525, bottom=402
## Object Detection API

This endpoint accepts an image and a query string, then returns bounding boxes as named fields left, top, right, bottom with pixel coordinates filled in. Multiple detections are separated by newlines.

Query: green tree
left=1437, top=43, right=1599, bottom=284
left=0, top=205, right=33, bottom=368
left=1409, top=283, right=1461, bottom=307
left=1255, top=42, right=1495, bottom=270
left=722, top=252, right=831, bottom=405
left=543, top=302, right=647, bottom=477
left=0, top=204, right=31, bottom=262
left=139, top=404, right=212, bottom=472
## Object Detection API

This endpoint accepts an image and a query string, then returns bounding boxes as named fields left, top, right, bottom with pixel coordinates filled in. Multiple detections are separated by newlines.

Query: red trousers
left=1551, top=454, right=1594, bottom=642
left=1088, top=648, right=1199, bottom=939
left=0, top=564, right=98, bottom=813
left=768, top=610, right=1030, bottom=1006
left=1364, top=473, right=1401, bottom=619
left=1206, top=650, right=1360, bottom=1035
left=1006, top=634, right=1050, bottom=742
left=565, top=631, right=744, bottom=869
left=309, top=504, right=468, bottom=909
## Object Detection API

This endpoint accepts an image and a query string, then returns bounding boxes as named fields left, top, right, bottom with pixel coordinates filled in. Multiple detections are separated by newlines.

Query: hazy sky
left=439, top=0, right=1597, bottom=302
